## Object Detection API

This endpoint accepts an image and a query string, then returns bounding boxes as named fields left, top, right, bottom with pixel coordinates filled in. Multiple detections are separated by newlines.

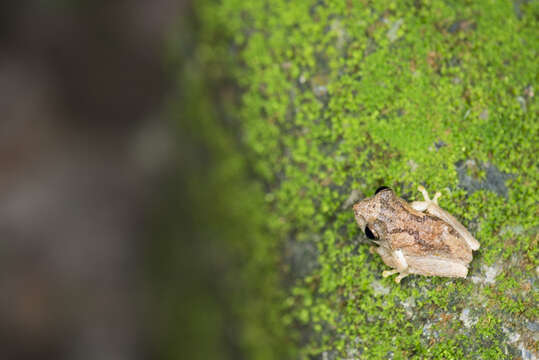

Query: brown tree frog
left=353, top=186, right=480, bottom=283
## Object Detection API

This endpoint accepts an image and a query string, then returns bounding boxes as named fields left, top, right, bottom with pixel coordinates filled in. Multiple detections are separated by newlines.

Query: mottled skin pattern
left=353, top=187, right=480, bottom=283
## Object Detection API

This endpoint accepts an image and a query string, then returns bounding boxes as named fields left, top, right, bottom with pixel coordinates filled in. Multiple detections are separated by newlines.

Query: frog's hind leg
left=395, top=271, right=410, bottom=283
left=405, top=255, right=469, bottom=278
left=382, top=269, right=410, bottom=283
left=382, top=269, right=399, bottom=277
left=410, top=185, right=441, bottom=212
left=412, top=186, right=480, bottom=251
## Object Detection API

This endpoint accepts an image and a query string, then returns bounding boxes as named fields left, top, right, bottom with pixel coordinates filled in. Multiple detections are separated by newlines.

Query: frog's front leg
left=381, top=249, right=410, bottom=283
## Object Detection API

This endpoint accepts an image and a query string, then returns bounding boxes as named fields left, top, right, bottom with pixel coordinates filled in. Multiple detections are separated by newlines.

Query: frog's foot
left=411, top=186, right=441, bottom=212
left=418, top=185, right=441, bottom=204
left=382, top=269, right=399, bottom=278
left=395, top=271, right=409, bottom=283
left=382, top=269, right=409, bottom=283
left=384, top=250, right=409, bottom=283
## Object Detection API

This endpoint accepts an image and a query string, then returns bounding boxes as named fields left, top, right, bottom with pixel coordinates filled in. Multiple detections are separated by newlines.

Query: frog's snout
left=353, top=202, right=368, bottom=231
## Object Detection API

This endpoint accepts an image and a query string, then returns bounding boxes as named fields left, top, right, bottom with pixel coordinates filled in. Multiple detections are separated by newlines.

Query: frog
left=353, top=186, right=480, bottom=283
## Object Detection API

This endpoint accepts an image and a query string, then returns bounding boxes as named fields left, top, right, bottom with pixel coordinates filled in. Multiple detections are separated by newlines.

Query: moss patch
left=192, top=0, right=538, bottom=358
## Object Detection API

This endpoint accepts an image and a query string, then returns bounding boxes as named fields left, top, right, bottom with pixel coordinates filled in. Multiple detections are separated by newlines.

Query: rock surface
left=184, top=0, right=539, bottom=358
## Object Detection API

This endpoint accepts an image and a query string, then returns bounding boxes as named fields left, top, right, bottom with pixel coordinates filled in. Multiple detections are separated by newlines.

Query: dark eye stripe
left=365, top=226, right=377, bottom=239
left=375, top=186, right=390, bottom=195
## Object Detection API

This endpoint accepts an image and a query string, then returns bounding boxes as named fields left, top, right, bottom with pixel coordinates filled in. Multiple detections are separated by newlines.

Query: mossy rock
left=181, top=0, right=538, bottom=359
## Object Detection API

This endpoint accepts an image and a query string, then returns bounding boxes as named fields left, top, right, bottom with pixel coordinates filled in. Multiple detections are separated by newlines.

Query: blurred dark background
left=0, top=1, right=187, bottom=359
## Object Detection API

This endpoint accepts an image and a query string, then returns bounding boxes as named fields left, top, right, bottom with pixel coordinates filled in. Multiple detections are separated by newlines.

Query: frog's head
left=352, top=186, right=394, bottom=241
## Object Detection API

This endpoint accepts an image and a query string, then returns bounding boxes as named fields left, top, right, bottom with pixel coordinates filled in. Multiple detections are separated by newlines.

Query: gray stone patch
left=407, top=159, right=419, bottom=172
left=518, top=342, right=537, bottom=360
left=434, top=140, right=447, bottom=150
left=330, top=19, right=348, bottom=50
left=500, top=224, right=525, bottom=236
left=321, top=350, right=339, bottom=360
left=455, top=159, right=513, bottom=198
left=471, top=262, right=503, bottom=285
left=516, top=96, right=527, bottom=112
left=502, top=326, right=520, bottom=343
left=313, top=85, right=328, bottom=97
left=526, top=321, right=539, bottom=343
left=387, top=18, right=404, bottom=42
left=422, top=322, right=439, bottom=340
left=479, top=109, right=489, bottom=120
left=523, top=84, right=534, bottom=99
left=459, top=308, right=478, bottom=328
left=401, top=296, right=416, bottom=319
left=484, top=264, right=503, bottom=284
left=284, top=236, right=319, bottom=281
left=526, top=321, right=539, bottom=334
left=371, top=280, right=390, bottom=296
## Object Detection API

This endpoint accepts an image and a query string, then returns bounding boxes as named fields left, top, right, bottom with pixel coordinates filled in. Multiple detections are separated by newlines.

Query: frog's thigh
left=405, top=255, right=468, bottom=278
left=425, top=204, right=480, bottom=251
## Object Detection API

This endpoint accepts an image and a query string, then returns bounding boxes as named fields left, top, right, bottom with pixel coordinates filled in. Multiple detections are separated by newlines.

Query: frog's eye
left=375, top=186, right=390, bottom=195
left=364, top=225, right=378, bottom=240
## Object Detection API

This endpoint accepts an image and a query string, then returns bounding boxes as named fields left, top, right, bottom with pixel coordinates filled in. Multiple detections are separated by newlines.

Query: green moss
left=190, top=0, right=538, bottom=358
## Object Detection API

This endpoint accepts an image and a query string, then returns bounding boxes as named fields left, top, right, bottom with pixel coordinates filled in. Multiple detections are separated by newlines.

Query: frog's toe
left=417, top=186, right=432, bottom=202
left=382, top=269, right=398, bottom=278
left=395, top=272, right=409, bottom=283
left=416, top=186, right=442, bottom=206
left=382, top=269, right=409, bottom=283
left=433, top=191, right=442, bottom=204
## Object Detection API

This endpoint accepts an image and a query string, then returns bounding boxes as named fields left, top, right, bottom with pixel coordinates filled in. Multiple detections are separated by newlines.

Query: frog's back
left=387, top=196, right=473, bottom=263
